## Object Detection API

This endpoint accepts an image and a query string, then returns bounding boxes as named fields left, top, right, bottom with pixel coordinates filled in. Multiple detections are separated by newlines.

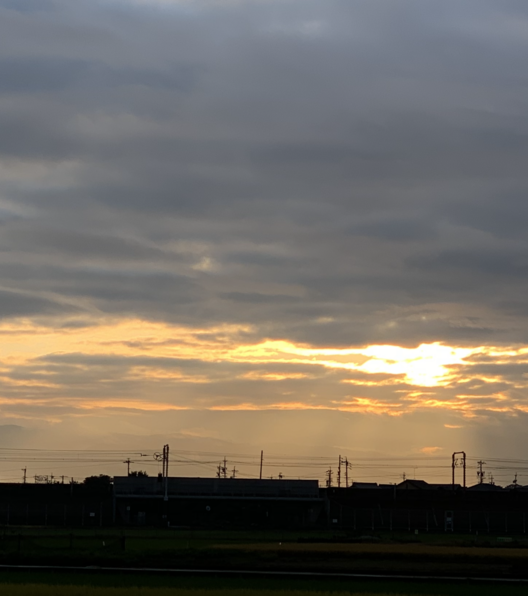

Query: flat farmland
left=0, top=572, right=527, bottom=596
left=216, top=541, right=528, bottom=559
left=0, top=588, right=523, bottom=596
left=212, top=540, right=528, bottom=577
left=1, top=528, right=528, bottom=579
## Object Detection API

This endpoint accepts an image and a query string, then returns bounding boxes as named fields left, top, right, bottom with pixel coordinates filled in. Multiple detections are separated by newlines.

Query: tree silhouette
left=129, top=470, right=149, bottom=477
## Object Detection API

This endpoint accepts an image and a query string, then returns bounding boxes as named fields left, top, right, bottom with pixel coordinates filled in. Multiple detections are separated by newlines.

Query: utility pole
left=123, top=458, right=134, bottom=476
left=259, top=450, right=263, bottom=480
left=345, top=457, right=350, bottom=488
left=163, top=444, right=170, bottom=478
left=326, top=467, right=333, bottom=488
left=217, top=457, right=228, bottom=479
left=162, top=444, right=169, bottom=502
left=337, top=455, right=342, bottom=488
left=452, top=451, right=466, bottom=488
left=477, top=460, right=486, bottom=484
left=22, top=468, right=26, bottom=484
left=230, top=466, right=238, bottom=479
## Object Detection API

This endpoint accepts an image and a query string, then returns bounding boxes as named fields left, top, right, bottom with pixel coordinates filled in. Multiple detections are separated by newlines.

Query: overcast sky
left=1, top=0, right=528, bottom=484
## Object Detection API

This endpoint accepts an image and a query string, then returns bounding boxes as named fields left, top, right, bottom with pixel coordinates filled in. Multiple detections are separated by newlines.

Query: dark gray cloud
left=0, top=0, right=527, bottom=350
left=0, top=58, right=197, bottom=95
left=0, top=0, right=55, bottom=13
left=0, top=289, right=77, bottom=318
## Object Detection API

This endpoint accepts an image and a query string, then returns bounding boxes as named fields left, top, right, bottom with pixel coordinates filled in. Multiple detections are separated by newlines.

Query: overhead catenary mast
left=452, top=451, right=466, bottom=488
left=477, top=460, right=486, bottom=484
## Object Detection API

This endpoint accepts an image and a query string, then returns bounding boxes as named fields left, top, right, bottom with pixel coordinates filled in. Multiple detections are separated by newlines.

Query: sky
left=1, top=0, right=528, bottom=485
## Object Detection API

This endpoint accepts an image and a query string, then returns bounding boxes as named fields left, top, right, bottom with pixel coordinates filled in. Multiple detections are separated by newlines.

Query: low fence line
left=328, top=507, right=528, bottom=533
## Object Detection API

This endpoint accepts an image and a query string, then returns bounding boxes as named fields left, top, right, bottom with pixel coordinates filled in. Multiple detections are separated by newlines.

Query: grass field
left=1, top=573, right=528, bottom=596
left=0, top=588, right=497, bottom=596
left=0, top=588, right=455, bottom=596
left=217, top=541, right=528, bottom=558
left=1, top=527, right=528, bottom=581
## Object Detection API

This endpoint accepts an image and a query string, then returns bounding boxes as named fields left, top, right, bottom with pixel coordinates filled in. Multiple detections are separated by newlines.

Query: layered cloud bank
left=0, top=0, right=528, bottom=469
left=1, top=317, right=527, bottom=423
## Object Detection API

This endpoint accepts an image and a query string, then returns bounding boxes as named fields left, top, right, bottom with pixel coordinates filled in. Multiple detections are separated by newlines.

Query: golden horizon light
left=0, top=316, right=526, bottom=421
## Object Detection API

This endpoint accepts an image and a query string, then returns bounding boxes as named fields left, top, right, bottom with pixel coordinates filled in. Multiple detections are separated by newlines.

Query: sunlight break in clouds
left=231, top=340, right=474, bottom=387
left=0, top=319, right=475, bottom=387
left=0, top=316, right=527, bottom=424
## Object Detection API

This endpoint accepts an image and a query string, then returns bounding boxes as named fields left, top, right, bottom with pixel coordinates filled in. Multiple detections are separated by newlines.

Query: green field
left=1, top=527, right=528, bottom=583
left=0, top=588, right=515, bottom=596
left=0, top=572, right=528, bottom=596
left=0, top=588, right=468, bottom=596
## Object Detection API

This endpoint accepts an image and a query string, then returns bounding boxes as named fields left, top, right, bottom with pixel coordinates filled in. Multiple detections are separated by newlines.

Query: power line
left=0, top=445, right=527, bottom=486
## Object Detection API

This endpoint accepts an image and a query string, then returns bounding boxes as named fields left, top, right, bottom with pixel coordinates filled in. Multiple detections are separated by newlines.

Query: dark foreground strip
left=0, top=566, right=527, bottom=585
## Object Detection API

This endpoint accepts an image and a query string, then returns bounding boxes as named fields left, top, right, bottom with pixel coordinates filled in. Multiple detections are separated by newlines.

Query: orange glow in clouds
left=0, top=316, right=526, bottom=419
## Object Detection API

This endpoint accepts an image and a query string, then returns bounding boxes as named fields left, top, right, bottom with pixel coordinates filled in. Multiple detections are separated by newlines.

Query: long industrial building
left=113, top=476, right=323, bottom=527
